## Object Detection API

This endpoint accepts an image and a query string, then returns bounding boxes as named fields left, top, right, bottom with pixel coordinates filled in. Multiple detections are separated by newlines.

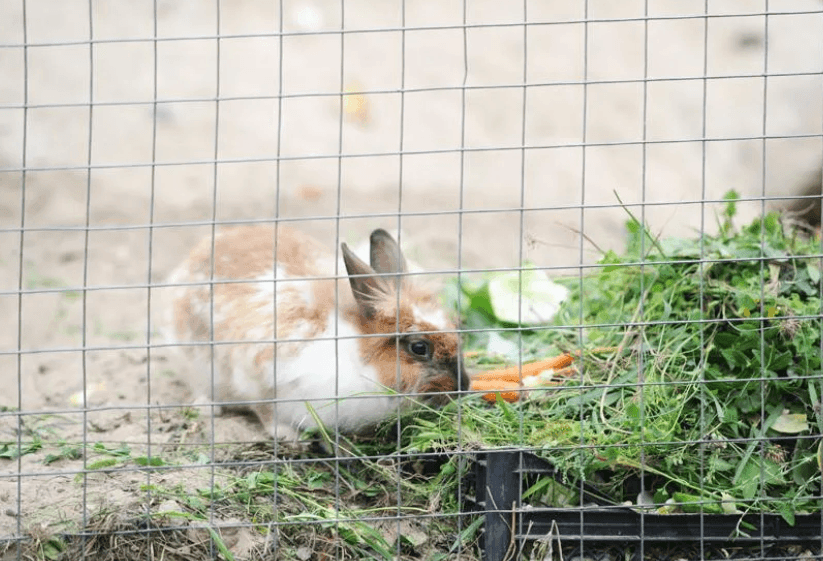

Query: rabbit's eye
left=408, top=339, right=431, bottom=358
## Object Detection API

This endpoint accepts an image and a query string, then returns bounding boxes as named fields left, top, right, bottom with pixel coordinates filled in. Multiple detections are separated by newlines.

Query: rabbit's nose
left=459, top=367, right=471, bottom=393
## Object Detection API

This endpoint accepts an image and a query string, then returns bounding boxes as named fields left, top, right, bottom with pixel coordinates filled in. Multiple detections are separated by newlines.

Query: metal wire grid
left=2, top=1, right=823, bottom=560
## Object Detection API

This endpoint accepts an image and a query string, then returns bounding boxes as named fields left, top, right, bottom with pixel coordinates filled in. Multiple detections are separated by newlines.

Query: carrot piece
left=470, top=379, right=521, bottom=403
left=469, top=346, right=621, bottom=384
left=467, top=347, right=618, bottom=402
left=470, top=354, right=576, bottom=384
left=481, top=391, right=519, bottom=404
left=470, top=379, right=521, bottom=391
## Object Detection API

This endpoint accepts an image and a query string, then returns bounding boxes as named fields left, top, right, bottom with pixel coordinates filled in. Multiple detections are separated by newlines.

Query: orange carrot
left=468, top=347, right=618, bottom=384
left=469, top=379, right=521, bottom=403
left=470, top=354, right=576, bottom=384
left=468, top=347, right=618, bottom=403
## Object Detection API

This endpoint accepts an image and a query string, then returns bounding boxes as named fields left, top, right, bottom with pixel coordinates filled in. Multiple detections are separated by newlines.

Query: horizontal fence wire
left=2, top=8, right=823, bottom=49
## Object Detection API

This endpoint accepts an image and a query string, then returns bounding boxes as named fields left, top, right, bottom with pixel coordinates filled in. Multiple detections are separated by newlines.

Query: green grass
left=18, top=419, right=479, bottom=559
left=410, top=192, right=823, bottom=525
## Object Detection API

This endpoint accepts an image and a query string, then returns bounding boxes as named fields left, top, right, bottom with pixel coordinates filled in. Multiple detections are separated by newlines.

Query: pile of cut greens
left=397, top=195, right=823, bottom=523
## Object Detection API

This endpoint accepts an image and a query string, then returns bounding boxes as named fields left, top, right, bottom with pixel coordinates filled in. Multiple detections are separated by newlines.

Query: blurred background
left=2, top=0, right=822, bottom=270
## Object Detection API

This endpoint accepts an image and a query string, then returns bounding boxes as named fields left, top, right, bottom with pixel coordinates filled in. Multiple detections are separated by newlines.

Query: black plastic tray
left=468, top=450, right=822, bottom=560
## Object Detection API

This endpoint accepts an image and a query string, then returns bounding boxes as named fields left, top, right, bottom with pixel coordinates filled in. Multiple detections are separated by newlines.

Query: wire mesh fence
left=2, top=1, right=823, bottom=560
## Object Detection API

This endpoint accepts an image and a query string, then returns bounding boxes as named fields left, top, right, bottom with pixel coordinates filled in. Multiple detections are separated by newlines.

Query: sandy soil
left=1, top=0, right=822, bottom=552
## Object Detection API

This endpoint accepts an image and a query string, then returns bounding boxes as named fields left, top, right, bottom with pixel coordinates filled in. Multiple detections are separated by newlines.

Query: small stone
left=156, top=500, right=181, bottom=514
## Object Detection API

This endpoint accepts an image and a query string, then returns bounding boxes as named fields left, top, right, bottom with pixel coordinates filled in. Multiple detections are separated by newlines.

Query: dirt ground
left=1, top=0, right=822, bottom=555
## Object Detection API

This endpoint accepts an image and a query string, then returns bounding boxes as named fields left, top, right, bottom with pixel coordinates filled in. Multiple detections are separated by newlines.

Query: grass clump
left=419, top=195, right=823, bottom=523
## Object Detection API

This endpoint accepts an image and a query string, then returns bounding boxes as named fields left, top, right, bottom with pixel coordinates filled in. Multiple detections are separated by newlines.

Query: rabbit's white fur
left=163, top=225, right=466, bottom=440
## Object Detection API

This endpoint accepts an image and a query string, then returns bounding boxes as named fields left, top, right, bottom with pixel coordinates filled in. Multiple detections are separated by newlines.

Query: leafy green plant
left=0, top=438, right=42, bottom=460
left=43, top=442, right=83, bottom=465
left=421, top=193, right=823, bottom=522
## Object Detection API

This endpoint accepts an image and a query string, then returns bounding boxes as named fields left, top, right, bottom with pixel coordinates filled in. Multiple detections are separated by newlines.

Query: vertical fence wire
left=13, top=1, right=29, bottom=559
left=394, top=2, right=407, bottom=557
left=819, top=4, right=823, bottom=554
left=270, top=0, right=285, bottom=550
left=514, top=2, right=529, bottom=557
left=638, top=2, right=650, bottom=558
left=698, top=0, right=710, bottom=555
left=143, top=1, right=160, bottom=547
left=759, top=6, right=771, bottom=558
left=80, top=1, right=94, bottom=552
left=207, top=2, right=223, bottom=559
left=333, top=4, right=346, bottom=559
left=576, top=2, right=590, bottom=558
left=456, top=0, right=470, bottom=555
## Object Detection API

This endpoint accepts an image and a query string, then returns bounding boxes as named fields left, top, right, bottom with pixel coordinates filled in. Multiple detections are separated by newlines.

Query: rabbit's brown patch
left=172, top=225, right=340, bottom=348
left=345, top=289, right=463, bottom=396
left=185, top=225, right=329, bottom=281
left=419, top=372, right=460, bottom=402
left=427, top=330, right=459, bottom=362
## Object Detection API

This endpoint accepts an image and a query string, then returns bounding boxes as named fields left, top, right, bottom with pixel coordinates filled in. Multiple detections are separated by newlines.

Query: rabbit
left=162, top=224, right=468, bottom=441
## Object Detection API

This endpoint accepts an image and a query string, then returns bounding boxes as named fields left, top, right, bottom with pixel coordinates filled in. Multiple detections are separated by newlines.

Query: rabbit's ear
left=342, top=242, right=389, bottom=318
left=369, top=229, right=407, bottom=291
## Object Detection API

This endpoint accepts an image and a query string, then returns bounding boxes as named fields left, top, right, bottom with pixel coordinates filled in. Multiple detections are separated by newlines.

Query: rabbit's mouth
left=418, top=358, right=469, bottom=405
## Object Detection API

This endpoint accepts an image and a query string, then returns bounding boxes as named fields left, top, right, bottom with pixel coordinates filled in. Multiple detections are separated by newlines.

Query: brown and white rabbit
left=163, top=225, right=468, bottom=440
